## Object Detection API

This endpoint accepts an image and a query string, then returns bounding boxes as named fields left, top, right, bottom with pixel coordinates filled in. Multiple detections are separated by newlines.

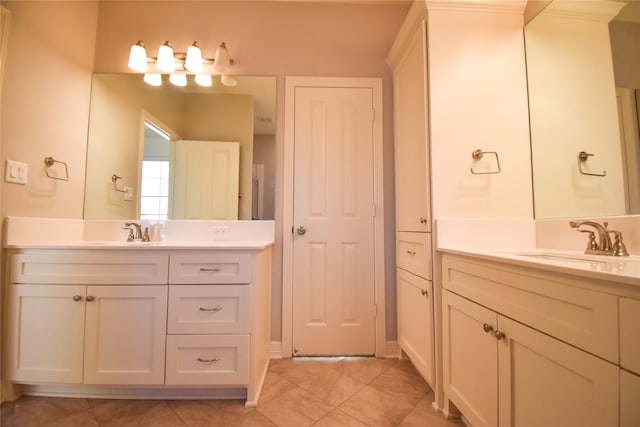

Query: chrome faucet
left=569, top=220, right=628, bottom=256
left=124, top=222, right=150, bottom=242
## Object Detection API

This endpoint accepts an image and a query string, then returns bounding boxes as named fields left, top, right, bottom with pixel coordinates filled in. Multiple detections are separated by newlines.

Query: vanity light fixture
left=127, top=40, right=236, bottom=88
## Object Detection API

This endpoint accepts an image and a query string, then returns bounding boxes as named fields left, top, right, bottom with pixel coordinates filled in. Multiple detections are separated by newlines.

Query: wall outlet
left=124, top=186, right=134, bottom=201
left=5, top=160, right=28, bottom=185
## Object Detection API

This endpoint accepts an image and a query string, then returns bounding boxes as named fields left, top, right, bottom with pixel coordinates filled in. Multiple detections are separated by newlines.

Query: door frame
left=282, top=76, right=386, bottom=357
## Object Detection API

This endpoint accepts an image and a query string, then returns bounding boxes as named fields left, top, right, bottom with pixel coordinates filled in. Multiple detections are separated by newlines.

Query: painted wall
left=427, top=1, right=533, bottom=219
left=610, top=20, right=640, bottom=89
left=1, top=1, right=409, bottom=344
left=526, top=1, right=626, bottom=219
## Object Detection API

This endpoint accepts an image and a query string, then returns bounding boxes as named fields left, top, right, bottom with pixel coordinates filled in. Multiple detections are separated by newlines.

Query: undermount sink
left=513, top=251, right=638, bottom=263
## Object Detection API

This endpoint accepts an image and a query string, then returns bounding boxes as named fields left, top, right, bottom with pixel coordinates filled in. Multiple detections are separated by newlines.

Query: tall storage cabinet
left=387, top=2, right=433, bottom=387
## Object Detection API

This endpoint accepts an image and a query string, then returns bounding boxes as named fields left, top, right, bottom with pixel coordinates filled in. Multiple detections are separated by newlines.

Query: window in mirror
left=140, top=119, right=173, bottom=220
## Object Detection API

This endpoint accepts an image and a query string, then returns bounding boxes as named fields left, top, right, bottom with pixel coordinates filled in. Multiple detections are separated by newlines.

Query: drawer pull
left=420, top=217, right=427, bottom=224
left=197, top=357, right=220, bottom=363
left=73, top=295, right=83, bottom=302
left=483, top=323, right=494, bottom=333
left=421, top=289, right=428, bottom=296
left=406, top=250, right=416, bottom=256
left=199, top=267, right=222, bottom=272
left=199, top=306, right=223, bottom=312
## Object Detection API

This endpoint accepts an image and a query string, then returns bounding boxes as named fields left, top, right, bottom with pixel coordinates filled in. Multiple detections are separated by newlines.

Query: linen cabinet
left=387, top=2, right=434, bottom=387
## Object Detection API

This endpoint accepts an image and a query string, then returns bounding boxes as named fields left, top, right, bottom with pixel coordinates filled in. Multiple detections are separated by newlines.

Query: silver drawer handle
left=406, top=250, right=416, bottom=256
left=199, top=267, right=222, bottom=272
left=199, top=306, right=223, bottom=312
left=197, top=357, right=220, bottom=363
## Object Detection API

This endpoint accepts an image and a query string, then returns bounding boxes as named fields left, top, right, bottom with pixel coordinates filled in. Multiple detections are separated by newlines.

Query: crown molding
left=426, top=0, right=527, bottom=15
left=540, top=0, right=626, bottom=23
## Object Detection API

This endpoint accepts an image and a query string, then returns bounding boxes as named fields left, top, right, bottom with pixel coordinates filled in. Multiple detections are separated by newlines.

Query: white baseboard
left=270, top=341, right=284, bottom=359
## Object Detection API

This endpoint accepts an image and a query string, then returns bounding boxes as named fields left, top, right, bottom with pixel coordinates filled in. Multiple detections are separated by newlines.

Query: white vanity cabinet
left=441, top=253, right=623, bottom=427
left=4, top=244, right=272, bottom=405
left=619, top=298, right=640, bottom=427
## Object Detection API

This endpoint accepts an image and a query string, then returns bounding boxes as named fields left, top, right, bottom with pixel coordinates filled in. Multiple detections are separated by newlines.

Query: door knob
left=296, top=226, right=307, bottom=235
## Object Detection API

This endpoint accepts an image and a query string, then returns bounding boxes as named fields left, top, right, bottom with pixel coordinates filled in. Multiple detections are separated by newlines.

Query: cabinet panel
left=621, top=369, right=640, bottom=427
left=165, top=334, right=250, bottom=385
left=442, top=291, right=498, bottom=427
left=169, top=254, right=251, bottom=284
left=498, top=316, right=618, bottom=427
left=83, top=285, right=168, bottom=385
left=393, top=20, right=430, bottom=233
left=442, top=255, right=619, bottom=362
left=620, top=298, right=640, bottom=375
left=168, top=285, right=250, bottom=334
left=397, top=269, right=433, bottom=384
left=396, top=232, right=431, bottom=279
left=10, top=253, right=168, bottom=285
left=6, top=285, right=86, bottom=383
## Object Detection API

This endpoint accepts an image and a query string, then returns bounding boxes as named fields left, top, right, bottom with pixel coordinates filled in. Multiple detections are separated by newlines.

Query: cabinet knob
left=420, top=217, right=427, bottom=224
left=86, top=295, right=95, bottom=302
left=72, top=295, right=83, bottom=302
left=494, top=330, right=506, bottom=341
left=483, top=323, right=494, bottom=333
left=421, top=289, right=428, bottom=296
left=197, top=357, right=220, bottom=363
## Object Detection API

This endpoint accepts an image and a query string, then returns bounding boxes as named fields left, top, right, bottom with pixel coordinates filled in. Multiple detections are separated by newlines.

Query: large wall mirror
left=525, top=0, right=640, bottom=219
left=83, top=74, right=276, bottom=221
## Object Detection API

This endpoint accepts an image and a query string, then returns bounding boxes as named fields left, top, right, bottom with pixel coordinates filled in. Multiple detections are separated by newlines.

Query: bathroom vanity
left=2, top=217, right=274, bottom=406
left=439, top=248, right=640, bottom=427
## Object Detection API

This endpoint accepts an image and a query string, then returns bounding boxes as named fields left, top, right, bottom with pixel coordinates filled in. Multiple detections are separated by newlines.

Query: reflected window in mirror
left=140, top=119, right=173, bottom=220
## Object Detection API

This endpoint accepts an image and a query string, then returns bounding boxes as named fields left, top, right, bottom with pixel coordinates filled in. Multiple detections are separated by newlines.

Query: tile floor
left=0, top=357, right=465, bottom=427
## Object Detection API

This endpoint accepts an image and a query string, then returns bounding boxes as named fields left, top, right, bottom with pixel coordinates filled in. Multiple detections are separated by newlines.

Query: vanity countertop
left=5, top=240, right=274, bottom=250
left=438, top=246, right=640, bottom=288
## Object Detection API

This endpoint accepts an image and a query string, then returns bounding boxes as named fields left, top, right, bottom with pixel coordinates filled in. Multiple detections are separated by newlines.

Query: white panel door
left=83, top=285, right=168, bottom=385
left=292, top=86, right=376, bottom=355
left=172, top=140, right=240, bottom=219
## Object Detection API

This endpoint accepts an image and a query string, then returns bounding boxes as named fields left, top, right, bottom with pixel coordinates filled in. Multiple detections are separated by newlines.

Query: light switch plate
left=124, top=186, right=134, bottom=201
left=5, top=160, right=28, bottom=185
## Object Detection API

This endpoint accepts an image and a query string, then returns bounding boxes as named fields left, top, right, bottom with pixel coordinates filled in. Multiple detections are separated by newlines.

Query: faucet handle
left=578, top=230, right=598, bottom=251
left=122, top=227, right=135, bottom=242
left=142, top=227, right=150, bottom=242
left=608, top=230, right=629, bottom=257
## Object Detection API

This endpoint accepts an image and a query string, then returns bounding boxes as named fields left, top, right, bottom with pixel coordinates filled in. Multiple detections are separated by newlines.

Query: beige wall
left=428, top=2, right=533, bottom=219
left=1, top=1, right=409, bottom=344
left=610, top=20, right=640, bottom=89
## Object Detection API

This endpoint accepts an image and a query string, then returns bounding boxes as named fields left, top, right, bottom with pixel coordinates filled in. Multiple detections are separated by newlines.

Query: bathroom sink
left=512, top=251, right=640, bottom=264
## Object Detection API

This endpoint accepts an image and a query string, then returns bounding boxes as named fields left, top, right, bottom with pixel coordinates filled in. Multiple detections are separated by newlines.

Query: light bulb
left=128, top=41, right=148, bottom=72
left=213, top=42, right=231, bottom=74
left=143, top=73, right=162, bottom=86
left=221, top=74, right=237, bottom=87
left=185, top=41, right=203, bottom=73
left=195, top=74, right=212, bottom=87
left=156, top=41, right=175, bottom=73
left=169, top=73, right=187, bottom=87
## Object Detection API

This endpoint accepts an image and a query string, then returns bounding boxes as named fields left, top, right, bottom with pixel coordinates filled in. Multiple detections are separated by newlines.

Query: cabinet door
left=397, top=269, right=433, bottom=385
left=393, top=20, right=430, bottom=232
left=6, top=284, right=86, bottom=383
left=83, top=285, right=168, bottom=385
left=621, top=369, right=640, bottom=427
left=442, top=291, right=498, bottom=427
left=498, top=316, right=618, bottom=427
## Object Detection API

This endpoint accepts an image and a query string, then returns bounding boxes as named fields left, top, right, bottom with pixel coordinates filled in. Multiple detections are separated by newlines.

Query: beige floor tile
left=312, top=408, right=370, bottom=427
left=168, top=399, right=252, bottom=427
left=91, top=399, right=186, bottom=427
left=223, top=409, right=278, bottom=427
left=12, top=396, right=91, bottom=427
left=339, top=385, right=417, bottom=427
left=296, top=368, right=366, bottom=406
left=398, top=395, right=465, bottom=427
left=258, top=371, right=297, bottom=406
left=337, top=357, right=399, bottom=384
left=268, top=358, right=342, bottom=387
left=369, top=366, right=431, bottom=406
left=257, top=387, right=334, bottom=427
left=42, top=409, right=99, bottom=427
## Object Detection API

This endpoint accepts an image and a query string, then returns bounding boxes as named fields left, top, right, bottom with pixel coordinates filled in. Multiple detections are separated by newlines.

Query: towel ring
left=470, top=149, right=501, bottom=175
left=44, top=156, right=69, bottom=181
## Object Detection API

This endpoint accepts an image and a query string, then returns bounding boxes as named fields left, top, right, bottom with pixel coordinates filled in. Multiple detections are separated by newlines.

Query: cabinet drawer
left=10, top=253, right=168, bottom=284
left=396, top=232, right=431, bottom=279
left=620, top=298, right=640, bottom=375
left=169, top=254, right=251, bottom=284
left=165, top=334, right=249, bottom=385
left=168, top=285, right=250, bottom=334
left=442, top=254, right=619, bottom=363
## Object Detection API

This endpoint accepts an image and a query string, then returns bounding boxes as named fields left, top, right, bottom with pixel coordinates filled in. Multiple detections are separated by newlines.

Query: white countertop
left=5, top=240, right=274, bottom=250
left=438, top=246, right=640, bottom=287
